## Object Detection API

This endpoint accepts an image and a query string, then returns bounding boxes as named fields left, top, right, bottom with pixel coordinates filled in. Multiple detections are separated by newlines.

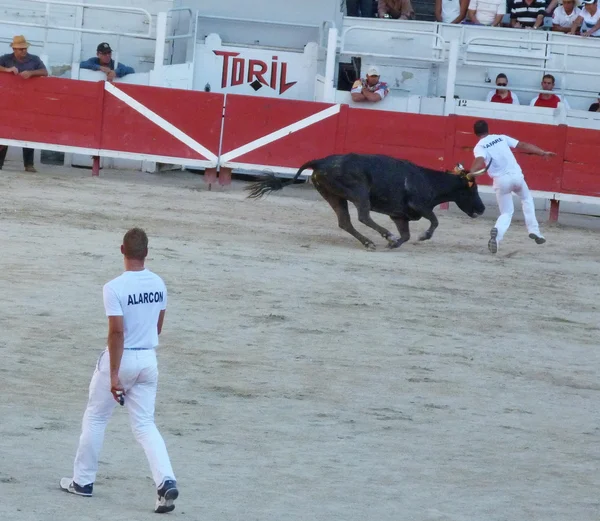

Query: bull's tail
left=245, top=159, right=320, bottom=199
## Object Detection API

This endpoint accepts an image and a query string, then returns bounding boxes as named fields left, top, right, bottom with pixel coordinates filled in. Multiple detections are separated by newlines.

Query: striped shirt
left=511, top=0, right=546, bottom=26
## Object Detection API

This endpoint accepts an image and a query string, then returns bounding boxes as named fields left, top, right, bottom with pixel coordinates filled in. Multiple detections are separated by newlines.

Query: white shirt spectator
left=553, top=5, right=582, bottom=25
left=581, top=7, right=600, bottom=35
left=468, top=0, right=506, bottom=24
left=442, top=0, right=462, bottom=21
left=486, top=89, right=521, bottom=104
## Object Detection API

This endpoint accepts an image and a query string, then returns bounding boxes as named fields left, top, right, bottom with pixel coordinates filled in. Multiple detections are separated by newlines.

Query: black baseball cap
left=97, top=42, right=112, bottom=53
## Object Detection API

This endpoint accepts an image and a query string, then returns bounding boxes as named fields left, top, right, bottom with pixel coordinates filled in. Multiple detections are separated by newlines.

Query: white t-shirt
left=580, top=8, right=600, bottom=36
left=552, top=5, right=581, bottom=26
left=103, top=269, right=167, bottom=350
left=442, top=0, right=462, bottom=22
left=473, top=134, right=522, bottom=178
left=468, top=0, right=506, bottom=25
left=485, top=89, right=520, bottom=104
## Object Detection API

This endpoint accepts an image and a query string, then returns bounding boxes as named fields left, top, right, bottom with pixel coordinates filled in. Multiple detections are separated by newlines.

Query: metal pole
left=324, top=28, right=338, bottom=103
left=444, top=39, right=459, bottom=116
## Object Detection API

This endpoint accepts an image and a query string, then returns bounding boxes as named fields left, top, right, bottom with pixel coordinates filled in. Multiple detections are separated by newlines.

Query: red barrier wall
left=101, top=84, right=223, bottom=161
left=220, top=94, right=341, bottom=168
left=0, top=75, right=103, bottom=149
left=1, top=74, right=599, bottom=204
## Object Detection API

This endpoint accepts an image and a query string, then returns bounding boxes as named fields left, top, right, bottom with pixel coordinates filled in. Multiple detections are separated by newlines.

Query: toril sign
left=195, top=34, right=319, bottom=101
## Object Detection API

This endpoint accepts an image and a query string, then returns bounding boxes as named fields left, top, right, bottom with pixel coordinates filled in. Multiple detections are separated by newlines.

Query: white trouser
left=493, top=172, right=541, bottom=242
left=73, top=348, right=175, bottom=487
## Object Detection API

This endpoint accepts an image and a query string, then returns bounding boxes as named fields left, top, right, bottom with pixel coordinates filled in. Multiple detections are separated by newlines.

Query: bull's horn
left=471, top=159, right=493, bottom=176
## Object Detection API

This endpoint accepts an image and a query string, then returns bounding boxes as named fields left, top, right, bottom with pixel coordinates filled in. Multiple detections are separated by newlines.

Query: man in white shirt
left=552, top=0, right=582, bottom=31
left=467, top=120, right=555, bottom=254
left=467, top=0, right=506, bottom=25
left=60, top=228, right=179, bottom=514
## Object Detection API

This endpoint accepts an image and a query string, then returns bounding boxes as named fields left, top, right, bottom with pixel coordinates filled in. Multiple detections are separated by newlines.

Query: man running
left=468, top=120, right=556, bottom=253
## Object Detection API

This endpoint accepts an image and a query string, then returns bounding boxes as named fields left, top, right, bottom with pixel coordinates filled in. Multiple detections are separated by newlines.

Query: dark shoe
left=488, top=227, right=498, bottom=254
left=59, top=477, right=93, bottom=497
left=24, top=165, right=37, bottom=173
left=529, top=233, right=546, bottom=245
left=155, top=479, right=178, bottom=513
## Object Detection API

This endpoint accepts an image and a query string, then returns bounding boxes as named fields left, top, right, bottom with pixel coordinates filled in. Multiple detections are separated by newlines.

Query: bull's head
left=450, top=160, right=492, bottom=218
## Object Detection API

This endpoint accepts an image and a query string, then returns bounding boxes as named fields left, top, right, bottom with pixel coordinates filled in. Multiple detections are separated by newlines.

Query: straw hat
left=10, top=35, right=30, bottom=49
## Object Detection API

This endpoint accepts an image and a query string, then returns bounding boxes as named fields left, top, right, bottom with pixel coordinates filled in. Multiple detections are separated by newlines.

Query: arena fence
left=1, top=74, right=598, bottom=221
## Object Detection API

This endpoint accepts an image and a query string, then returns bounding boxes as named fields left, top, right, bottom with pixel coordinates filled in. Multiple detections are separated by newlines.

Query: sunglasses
left=496, top=83, right=507, bottom=86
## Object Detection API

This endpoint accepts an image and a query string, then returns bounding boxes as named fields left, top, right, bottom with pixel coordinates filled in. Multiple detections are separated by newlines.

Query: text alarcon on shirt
left=103, top=269, right=168, bottom=350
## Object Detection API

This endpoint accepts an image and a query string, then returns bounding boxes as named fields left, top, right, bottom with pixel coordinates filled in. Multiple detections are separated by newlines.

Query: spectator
left=0, top=35, right=48, bottom=173
left=588, top=93, right=600, bottom=111
left=486, top=73, right=521, bottom=104
left=347, top=0, right=374, bottom=16
left=510, top=0, right=546, bottom=27
left=570, top=0, right=600, bottom=36
left=435, top=0, right=470, bottom=22
left=80, top=42, right=135, bottom=82
left=351, top=66, right=389, bottom=103
left=552, top=0, right=582, bottom=31
left=529, top=74, right=570, bottom=108
left=378, top=0, right=416, bottom=19
left=467, top=0, right=506, bottom=26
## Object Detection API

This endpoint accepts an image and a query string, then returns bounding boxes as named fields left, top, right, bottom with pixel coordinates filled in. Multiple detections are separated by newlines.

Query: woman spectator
left=570, top=0, right=600, bottom=36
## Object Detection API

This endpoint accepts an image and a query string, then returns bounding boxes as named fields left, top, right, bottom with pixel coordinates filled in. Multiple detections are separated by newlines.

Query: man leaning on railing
left=570, top=0, right=600, bottom=36
left=551, top=0, right=582, bottom=32
left=80, top=42, right=135, bottom=82
left=378, top=0, right=416, bottom=20
left=0, top=35, right=48, bottom=173
left=466, top=0, right=505, bottom=26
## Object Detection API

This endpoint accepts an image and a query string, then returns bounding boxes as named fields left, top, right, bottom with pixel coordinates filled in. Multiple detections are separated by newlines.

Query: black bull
left=246, top=153, right=486, bottom=250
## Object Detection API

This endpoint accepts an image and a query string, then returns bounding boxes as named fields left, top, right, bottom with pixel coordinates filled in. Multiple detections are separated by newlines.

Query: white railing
left=3, top=0, right=154, bottom=42
left=339, top=25, right=447, bottom=62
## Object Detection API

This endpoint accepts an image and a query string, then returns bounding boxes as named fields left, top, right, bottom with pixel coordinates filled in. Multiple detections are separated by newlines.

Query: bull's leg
left=412, top=207, right=439, bottom=241
left=314, top=186, right=377, bottom=250
left=353, top=197, right=400, bottom=247
left=389, top=216, right=410, bottom=248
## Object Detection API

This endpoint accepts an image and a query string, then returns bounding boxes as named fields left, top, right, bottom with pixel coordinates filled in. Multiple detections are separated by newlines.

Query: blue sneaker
left=59, top=477, right=93, bottom=497
left=155, top=479, right=178, bottom=513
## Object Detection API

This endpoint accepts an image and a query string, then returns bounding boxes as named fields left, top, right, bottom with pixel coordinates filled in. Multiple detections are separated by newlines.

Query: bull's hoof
left=418, top=232, right=433, bottom=241
left=386, top=239, right=405, bottom=249
left=363, top=242, right=377, bottom=251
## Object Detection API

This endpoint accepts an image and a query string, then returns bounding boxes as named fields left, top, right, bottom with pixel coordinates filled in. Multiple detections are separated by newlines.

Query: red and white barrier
left=1, top=74, right=599, bottom=221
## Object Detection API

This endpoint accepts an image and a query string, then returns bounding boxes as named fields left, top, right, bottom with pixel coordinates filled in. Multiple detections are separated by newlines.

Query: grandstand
left=0, top=0, right=599, bottom=216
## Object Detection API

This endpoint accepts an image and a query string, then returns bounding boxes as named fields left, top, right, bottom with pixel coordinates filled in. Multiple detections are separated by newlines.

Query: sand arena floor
left=0, top=166, right=598, bottom=521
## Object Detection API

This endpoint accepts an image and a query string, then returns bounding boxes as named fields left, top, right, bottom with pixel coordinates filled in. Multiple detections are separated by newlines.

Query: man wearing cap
left=351, top=66, right=390, bottom=103
left=80, top=43, right=135, bottom=82
left=0, top=35, right=48, bottom=173
left=570, top=0, right=600, bottom=36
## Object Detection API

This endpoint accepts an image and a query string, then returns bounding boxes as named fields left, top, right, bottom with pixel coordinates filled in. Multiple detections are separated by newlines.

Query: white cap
left=366, top=66, right=380, bottom=77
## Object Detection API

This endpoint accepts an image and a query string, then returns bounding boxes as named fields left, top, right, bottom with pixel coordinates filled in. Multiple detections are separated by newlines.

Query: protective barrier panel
left=101, top=84, right=223, bottom=163
left=0, top=75, right=103, bottom=149
left=562, top=127, right=600, bottom=196
left=219, top=94, right=341, bottom=170
left=343, top=111, right=448, bottom=171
